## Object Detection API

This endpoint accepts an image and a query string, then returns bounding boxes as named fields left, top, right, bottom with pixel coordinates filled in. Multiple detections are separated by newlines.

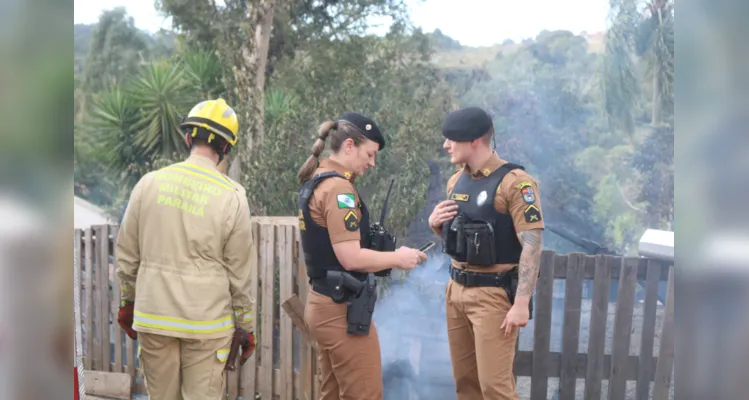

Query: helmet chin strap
left=185, top=132, right=230, bottom=166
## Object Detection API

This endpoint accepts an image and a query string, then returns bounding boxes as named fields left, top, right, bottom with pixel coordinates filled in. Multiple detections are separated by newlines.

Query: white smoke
left=374, top=250, right=457, bottom=400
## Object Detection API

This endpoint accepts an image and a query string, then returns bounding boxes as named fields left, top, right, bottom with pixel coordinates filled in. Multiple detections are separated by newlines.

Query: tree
left=601, top=0, right=674, bottom=130
left=156, top=0, right=410, bottom=180
left=241, top=26, right=455, bottom=235
left=82, top=8, right=150, bottom=92
left=600, top=0, right=674, bottom=231
left=460, top=33, right=610, bottom=248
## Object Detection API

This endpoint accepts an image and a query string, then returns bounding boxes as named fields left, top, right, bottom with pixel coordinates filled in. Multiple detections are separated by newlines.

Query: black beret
left=338, top=112, right=385, bottom=150
left=441, top=106, right=493, bottom=142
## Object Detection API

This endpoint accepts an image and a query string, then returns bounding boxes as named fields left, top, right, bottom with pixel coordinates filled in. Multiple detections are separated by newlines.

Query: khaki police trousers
left=138, top=332, right=233, bottom=400
left=445, top=279, right=520, bottom=400
left=304, top=288, right=383, bottom=400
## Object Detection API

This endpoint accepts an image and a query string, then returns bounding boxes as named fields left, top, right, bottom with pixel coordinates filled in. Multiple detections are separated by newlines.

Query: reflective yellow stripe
left=217, top=349, right=230, bottom=362
left=181, top=163, right=235, bottom=188
left=234, top=310, right=254, bottom=324
left=164, top=165, right=233, bottom=191
left=133, top=311, right=234, bottom=334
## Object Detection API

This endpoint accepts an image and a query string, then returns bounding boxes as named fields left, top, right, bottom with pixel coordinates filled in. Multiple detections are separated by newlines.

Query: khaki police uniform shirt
left=116, top=154, right=256, bottom=339
left=306, top=158, right=363, bottom=243
left=438, top=152, right=545, bottom=274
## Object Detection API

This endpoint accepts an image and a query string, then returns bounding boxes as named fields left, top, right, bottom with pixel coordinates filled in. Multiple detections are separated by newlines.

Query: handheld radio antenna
left=379, top=179, right=395, bottom=226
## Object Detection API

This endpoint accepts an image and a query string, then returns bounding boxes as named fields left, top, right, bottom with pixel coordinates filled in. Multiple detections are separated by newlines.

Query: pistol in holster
left=324, top=270, right=365, bottom=303
left=346, top=273, right=378, bottom=336
left=324, top=270, right=378, bottom=336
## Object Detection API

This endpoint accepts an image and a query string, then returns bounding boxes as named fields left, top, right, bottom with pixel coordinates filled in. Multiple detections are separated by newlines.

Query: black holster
left=346, top=274, right=378, bottom=335
left=322, top=271, right=365, bottom=303
left=318, top=271, right=378, bottom=335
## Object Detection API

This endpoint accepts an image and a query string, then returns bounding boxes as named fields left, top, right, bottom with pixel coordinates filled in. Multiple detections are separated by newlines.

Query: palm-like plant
left=639, top=0, right=674, bottom=125
left=601, top=0, right=674, bottom=131
left=77, top=49, right=235, bottom=206
left=127, top=61, right=193, bottom=160
left=83, top=86, right=145, bottom=188
left=180, top=50, right=225, bottom=99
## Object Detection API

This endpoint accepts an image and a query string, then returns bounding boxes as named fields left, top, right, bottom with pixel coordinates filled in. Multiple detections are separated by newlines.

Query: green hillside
left=74, top=23, right=604, bottom=75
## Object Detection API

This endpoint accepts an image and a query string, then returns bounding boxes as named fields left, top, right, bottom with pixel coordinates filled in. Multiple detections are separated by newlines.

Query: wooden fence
left=74, top=218, right=674, bottom=400
left=515, top=252, right=674, bottom=400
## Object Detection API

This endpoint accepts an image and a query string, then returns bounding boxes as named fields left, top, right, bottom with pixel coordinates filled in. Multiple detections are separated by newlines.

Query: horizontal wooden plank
left=282, top=294, right=318, bottom=351
left=514, top=351, right=658, bottom=382
left=251, top=216, right=298, bottom=225
left=550, top=255, right=671, bottom=282
left=84, top=370, right=132, bottom=399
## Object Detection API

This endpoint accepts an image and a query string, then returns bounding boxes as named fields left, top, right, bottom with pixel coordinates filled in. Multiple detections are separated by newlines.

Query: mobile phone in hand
left=418, top=241, right=436, bottom=253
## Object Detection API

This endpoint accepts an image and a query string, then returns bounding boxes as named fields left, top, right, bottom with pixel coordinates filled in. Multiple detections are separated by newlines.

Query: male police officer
left=116, top=98, right=256, bottom=400
left=428, top=106, right=544, bottom=400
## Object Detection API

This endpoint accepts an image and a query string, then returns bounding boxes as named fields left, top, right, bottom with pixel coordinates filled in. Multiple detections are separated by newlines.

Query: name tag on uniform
left=451, top=193, right=469, bottom=202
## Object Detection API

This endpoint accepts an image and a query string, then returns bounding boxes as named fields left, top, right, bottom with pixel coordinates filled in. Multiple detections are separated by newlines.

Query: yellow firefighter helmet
left=180, top=98, right=239, bottom=147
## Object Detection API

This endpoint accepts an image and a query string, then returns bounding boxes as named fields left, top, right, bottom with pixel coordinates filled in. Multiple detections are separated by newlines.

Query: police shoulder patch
left=520, top=185, right=536, bottom=204
left=515, top=181, right=533, bottom=189
left=524, top=205, right=542, bottom=223
left=336, top=193, right=356, bottom=209
left=343, top=210, right=359, bottom=231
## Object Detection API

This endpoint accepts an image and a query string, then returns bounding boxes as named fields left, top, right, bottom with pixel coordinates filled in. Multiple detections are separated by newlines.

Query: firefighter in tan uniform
left=428, top=107, right=544, bottom=400
left=115, top=99, right=256, bottom=400
left=296, top=112, right=427, bottom=400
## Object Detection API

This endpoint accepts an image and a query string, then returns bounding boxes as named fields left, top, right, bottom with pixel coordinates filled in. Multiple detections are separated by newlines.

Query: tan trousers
left=138, top=332, right=233, bottom=400
left=445, top=279, right=519, bottom=400
left=304, top=289, right=383, bottom=400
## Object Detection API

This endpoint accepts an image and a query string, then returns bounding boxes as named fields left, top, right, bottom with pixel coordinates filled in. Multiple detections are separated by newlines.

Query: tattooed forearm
left=516, top=229, right=543, bottom=297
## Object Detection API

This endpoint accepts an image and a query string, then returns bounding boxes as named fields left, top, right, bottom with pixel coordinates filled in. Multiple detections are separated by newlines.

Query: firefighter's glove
left=225, top=328, right=256, bottom=371
left=240, top=330, right=256, bottom=366
left=117, top=302, right=137, bottom=340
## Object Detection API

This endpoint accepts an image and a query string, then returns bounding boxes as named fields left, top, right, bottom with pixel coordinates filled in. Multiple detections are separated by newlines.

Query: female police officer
left=296, top=112, right=427, bottom=400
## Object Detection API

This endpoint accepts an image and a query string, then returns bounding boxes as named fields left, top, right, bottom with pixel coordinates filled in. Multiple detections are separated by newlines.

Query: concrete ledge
left=84, top=370, right=132, bottom=399
left=638, top=229, right=674, bottom=261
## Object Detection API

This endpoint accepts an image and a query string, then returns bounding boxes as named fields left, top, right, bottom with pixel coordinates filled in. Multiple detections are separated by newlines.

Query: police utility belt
left=311, top=271, right=378, bottom=336
left=449, top=265, right=534, bottom=319
left=308, top=222, right=395, bottom=337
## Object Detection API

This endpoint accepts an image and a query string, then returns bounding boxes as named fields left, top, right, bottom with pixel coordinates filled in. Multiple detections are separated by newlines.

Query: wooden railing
left=515, top=252, right=674, bottom=400
left=74, top=219, right=674, bottom=400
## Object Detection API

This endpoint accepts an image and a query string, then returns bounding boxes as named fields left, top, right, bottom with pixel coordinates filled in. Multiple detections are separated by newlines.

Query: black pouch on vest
left=441, top=221, right=458, bottom=258
left=442, top=214, right=468, bottom=262
left=463, top=221, right=496, bottom=266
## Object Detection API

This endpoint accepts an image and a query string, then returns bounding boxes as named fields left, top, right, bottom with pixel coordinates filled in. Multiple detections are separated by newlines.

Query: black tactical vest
left=298, top=171, right=371, bottom=281
left=441, top=163, right=524, bottom=266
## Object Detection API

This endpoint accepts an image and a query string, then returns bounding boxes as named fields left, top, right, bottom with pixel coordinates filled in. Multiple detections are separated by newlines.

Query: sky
left=73, top=0, right=610, bottom=47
